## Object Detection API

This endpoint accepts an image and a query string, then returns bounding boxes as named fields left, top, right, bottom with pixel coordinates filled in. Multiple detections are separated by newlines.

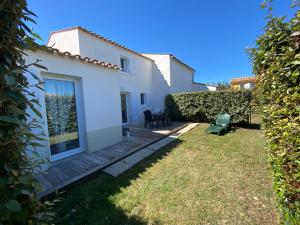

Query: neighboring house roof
left=231, top=76, right=256, bottom=85
left=48, top=26, right=153, bottom=61
left=143, top=53, right=195, bottom=72
left=42, top=46, right=119, bottom=70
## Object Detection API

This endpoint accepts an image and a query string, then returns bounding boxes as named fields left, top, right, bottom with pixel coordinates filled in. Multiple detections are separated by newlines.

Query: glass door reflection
left=44, top=78, right=80, bottom=157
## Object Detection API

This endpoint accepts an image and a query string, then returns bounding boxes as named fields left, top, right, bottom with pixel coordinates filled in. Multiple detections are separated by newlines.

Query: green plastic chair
left=206, top=113, right=231, bottom=135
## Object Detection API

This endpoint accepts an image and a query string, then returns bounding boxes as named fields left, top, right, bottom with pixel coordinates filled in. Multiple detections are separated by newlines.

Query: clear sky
left=28, top=0, right=296, bottom=84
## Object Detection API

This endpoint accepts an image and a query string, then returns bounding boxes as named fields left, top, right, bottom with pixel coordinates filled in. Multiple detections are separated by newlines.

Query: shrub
left=249, top=3, right=300, bottom=224
left=165, top=90, right=252, bottom=123
left=0, top=0, right=54, bottom=224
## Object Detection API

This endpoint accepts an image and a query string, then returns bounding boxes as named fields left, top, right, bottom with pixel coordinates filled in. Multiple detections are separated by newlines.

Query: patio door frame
left=120, top=92, right=131, bottom=125
left=43, top=74, right=86, bottom=162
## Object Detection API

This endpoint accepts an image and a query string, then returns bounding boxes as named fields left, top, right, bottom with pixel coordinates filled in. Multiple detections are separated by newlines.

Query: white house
left=25, top=26, right=216, bottom=168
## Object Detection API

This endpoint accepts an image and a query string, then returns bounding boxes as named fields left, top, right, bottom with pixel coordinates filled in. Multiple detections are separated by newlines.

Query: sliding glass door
left=44, top=77, right=84, bottom=161
left=121, top=93, right=130, bottom=124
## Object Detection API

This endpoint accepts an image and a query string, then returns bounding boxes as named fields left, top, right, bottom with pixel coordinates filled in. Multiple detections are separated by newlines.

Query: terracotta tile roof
left=48, top=26, right=153, bottom=61
left=43, top=46, right=119, bottom=70
left=231, top=76, right=256, bottom=85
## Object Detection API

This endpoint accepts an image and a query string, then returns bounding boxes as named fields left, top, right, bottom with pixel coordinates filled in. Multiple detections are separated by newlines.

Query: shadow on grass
left=49, top=139, right=183, bottom=225
left=234, top=123, right=261, bottom=130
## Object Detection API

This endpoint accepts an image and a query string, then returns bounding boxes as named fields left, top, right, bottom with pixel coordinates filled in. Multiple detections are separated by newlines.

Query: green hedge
left=165, top=90, right=252, bottom=123
left=249, top=8, right=300, bottom=224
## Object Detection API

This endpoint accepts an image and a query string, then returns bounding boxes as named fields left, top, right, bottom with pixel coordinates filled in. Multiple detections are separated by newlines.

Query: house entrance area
left=121, top=92, right=130, bottom=124
left=44, top=77, right=84, bottom=161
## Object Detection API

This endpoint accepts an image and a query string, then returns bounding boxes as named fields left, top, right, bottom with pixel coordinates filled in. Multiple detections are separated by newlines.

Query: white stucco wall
left=48, top=29, right=154, bottom=125
left=24, top=51, right=122, bottom=169
left=169, top=57, right=195, bottom=93
left=142, top=54, right=171, bottom=112
left=77, top=30, right=154, bottom=124
left=48, top=29, right=80, bottom=55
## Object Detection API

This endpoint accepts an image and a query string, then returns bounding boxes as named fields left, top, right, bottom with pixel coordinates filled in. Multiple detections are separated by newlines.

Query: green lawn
left=54, top=123, right=278, bottom=225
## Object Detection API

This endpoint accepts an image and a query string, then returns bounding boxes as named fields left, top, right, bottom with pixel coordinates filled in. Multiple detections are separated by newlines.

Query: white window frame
left=120, top=56, right=130, bottom=73
left=42, top=73, right=86, bottom=162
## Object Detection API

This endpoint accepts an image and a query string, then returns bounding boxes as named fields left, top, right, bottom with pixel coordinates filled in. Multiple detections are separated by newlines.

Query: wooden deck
left=35, top=122, right=188, bottom=198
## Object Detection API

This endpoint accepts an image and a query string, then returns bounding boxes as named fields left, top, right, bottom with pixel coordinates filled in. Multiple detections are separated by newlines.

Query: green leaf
left=289, top=60, right=300, bottom=65
left=0, top=178, right=7, bottom=188
left=19, top=176, right=30, bottom=184
left=30, top=142, right=44, bottom=148
left=5, top=200, right=21, bottom=212
left=5, top=75, right=16, bottom=85
left=32, top=63, right=47, bottom=70
left=5, top=90, right=26, bottom=103
left=21, top=189, right=33, bottom=196
left=30, top=105, right=42, bottom=118
left=0, top=116, right=21, bottom=124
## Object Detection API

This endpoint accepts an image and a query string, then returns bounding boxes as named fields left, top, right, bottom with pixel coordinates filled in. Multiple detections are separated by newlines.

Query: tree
left=216, top=81, right=231, bottom=90
left=0, top=0, right=54, bottom=224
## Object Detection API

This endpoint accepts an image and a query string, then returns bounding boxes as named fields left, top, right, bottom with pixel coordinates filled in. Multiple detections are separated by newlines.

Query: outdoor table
left=152, top=112, right=165, bottom=127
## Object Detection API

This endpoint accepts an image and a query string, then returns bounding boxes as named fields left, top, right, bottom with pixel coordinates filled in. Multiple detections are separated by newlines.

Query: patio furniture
left=152, top=111, right=166, bottom=127
left=206, top=113, right=231, bottom=135
left=162, top=109, right=171, bottom=127
left=144, top=110, right=159, bottom=128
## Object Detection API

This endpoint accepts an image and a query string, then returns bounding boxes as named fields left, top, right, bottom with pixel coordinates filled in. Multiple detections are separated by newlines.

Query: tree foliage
left=249, top=2, right=300, bottom=224
left=215, top=81, right=232, bottom=90
left=0, top=0, right=54, bottom=224
left=165, top=90, right=252, bottom=124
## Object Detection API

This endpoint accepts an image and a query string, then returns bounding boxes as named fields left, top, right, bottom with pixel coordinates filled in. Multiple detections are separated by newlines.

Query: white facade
left=49, top=28, right=154, bottom=124
left=25, top=50, right=122, bottom=169
left=26, top=26, right=215, bottom=166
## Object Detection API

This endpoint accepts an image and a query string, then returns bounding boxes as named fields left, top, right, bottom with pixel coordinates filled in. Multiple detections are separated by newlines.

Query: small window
left=120, top=57, right=129, bottom=73
left=140, top=93, right=146, bottom=105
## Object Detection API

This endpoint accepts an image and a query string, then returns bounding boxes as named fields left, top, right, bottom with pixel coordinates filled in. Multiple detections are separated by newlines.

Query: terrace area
left=35, top=122, right=188, bottom=198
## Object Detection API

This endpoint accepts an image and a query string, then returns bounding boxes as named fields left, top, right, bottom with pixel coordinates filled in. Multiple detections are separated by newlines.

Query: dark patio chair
left=162, top=109, right=171, bottom=127
left=143, top=110, right=154, bottom=128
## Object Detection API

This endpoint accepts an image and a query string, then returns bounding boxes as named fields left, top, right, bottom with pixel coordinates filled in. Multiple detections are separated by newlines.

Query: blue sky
left=28, top=0, right=296, bottom=84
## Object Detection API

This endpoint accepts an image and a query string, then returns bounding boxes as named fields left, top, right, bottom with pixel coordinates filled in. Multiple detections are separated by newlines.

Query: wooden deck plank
left=57, top=160, right=87, bottom=178
left=82, top=154, right=110, bottom=165
left=37, top=122, right=189, bottom=198
left=35, top=173, right=53, bottom=191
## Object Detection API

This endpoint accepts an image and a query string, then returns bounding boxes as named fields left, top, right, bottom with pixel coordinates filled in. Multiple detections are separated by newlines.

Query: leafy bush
left=249, top=3, right=300, bottom=224
left=165, top=90, right=252, bottom=123
left=0, top=0, right=54, bottom=224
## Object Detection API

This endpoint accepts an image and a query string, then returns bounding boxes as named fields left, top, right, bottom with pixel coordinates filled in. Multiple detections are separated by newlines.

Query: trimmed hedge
left=249, top=10, right=300, bottom=224
left=165, top=90, right=252, bottom=123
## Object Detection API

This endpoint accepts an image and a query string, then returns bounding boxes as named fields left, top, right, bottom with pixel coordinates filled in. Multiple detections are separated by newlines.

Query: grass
left=53, top=123, right=278, bottom=225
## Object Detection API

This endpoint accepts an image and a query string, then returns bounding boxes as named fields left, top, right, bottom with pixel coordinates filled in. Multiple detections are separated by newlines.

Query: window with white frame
left=120, top=56, right=129, bottom=73
left=140, top=93, right=146, bottom=105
